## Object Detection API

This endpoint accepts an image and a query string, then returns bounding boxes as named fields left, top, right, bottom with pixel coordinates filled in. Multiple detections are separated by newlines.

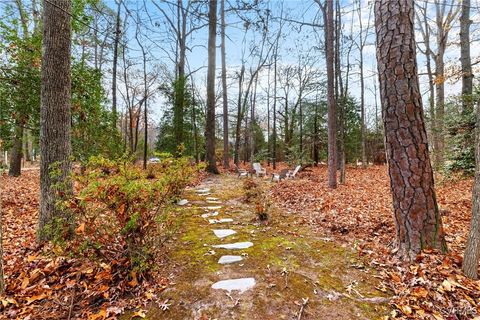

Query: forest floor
left=1, top=165, right=479, bottom=319
left=134, top=174, right=390, bottom=319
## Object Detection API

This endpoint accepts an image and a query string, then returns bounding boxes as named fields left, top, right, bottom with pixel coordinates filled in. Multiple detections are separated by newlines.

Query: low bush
left=67, top=156, right=199, bottom=273
left=242, top=177, right=271, bottom=221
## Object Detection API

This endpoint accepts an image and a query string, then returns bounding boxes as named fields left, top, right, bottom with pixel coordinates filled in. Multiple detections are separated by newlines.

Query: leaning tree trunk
left=375, top=0, right=447, bottom=260
left=463, top=101, right=480, bottom=279
left=8, top=125, right=23, bottom=177
left=205, top=0, right=219, bottom=174
left=38, top=0, right=73, bottom=242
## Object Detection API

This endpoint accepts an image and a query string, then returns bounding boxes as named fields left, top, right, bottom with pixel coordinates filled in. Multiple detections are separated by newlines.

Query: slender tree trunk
left=8, top=125, right=23, bottom=177
left=323, top=0, right=337, bottom=188
left=205, top=0, right=219, bottom=174
left=250, top=72, right=259, bottom=164
left=460, top=0, right=473, bottom=114
left=234, top=65, right=245, bottom=165
left=313, top=95, right=319, bottom=164
left=267, top=66, right=271, bottom=166
left=375, top=0, right=446, bottom=260
left=272, top=43, right=278, bottom=170
left=112, top=0, right=121, bottom=129
left=191, top=83, right=199, bottom=163
left=221, top=0, right=229, bottom=169
left=38, top=0, right=72, bottom=242
left=336, top=0, right=345, bottom=183
left=463, top=100, right=480, bottom=279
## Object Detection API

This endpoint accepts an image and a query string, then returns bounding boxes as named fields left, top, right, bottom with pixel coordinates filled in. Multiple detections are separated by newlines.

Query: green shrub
left=70, top=156, right=199, bottom=273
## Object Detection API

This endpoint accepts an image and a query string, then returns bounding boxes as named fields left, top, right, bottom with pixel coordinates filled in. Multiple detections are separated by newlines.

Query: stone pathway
left=145, top=175, right=390, bottom=319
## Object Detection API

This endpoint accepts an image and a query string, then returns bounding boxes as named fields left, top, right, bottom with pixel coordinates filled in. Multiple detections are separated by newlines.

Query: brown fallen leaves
left=271, top=164, right=480, bottom=320
left=0, top=170, right=173, bottom=319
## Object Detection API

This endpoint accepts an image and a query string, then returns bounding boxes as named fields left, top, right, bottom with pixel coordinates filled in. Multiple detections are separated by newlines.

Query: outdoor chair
left=286, top=165, right=302, bottom=179
left=271, top=169, right=289, bottom=182
left=252, top=162, right=267, bottom=177
left=234, top=164, right=249, bottom=178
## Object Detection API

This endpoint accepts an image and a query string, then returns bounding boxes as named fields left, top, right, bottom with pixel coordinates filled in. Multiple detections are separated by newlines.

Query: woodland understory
left=1, top=165, right=479, bottom=319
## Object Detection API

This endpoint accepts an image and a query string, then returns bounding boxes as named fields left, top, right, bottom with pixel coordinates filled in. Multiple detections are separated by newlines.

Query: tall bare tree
left=317, top=0, right=337, bottom=188
left=205, top=0, right=219, bottom=174
left=375, top=0, right=446, bottom=260
left=111, top=0, right=121, bottom=129
left=38, top=0, right=73, bottom=241
left=433, top=0, right=460, bottom=170
left=460, top=0, right=473, bottom=113
left=221, top=0, right=229, bottom=168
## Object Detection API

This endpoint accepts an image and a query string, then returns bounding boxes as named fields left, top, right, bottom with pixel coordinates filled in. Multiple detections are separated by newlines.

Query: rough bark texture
left=324, top=0, right=337, bottom=188
left=375, top=0, right=447, bottom=260
left=38, top=0, right=72, bottom=242
left=221, top=0, right=229, bottom=169
left=111, top=0, right=121, bottom=129
left=8, top=125, right=23, bottom=177
left=463, top=101, right=480, bottom=279
left=205, top=0, right=219, bottom=174
left=460, top=0, right=473, bottom=114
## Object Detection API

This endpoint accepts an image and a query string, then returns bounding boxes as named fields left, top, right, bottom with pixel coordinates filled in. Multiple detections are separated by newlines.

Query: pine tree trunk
left=8, top=125, right=23, bottom=177
left=460, top=0, right=473, bottom=114
left=205, top=0, right=219, bottom=174
left=324, top=0, right=337, bottom=188
left=375, top=0, right=447, bottom=260
left=38, top=0, right=72, bottom=242
left=221, top=0, right=229, bottom=169
left=463, top=101, right=480, bottom=279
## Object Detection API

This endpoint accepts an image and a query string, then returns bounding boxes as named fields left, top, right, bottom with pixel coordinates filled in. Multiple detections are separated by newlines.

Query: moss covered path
left=148, top=174, right=390, bottom=319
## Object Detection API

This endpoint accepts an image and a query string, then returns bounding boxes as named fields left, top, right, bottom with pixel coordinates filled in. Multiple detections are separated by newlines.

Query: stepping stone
left=213, top=229, right=237, bottom=238
left=177, top=199, right=189, bottom=206
left=201, top=211, right=219, bottom=218
left=208, top=218, right=234, bottom=224
left=204, top=206, right=222, bottom=210
left=206, top=197, right=219, bottom=201
left=218, top=255, right=243, bottom=264
left=196, top=188, right=211, bottom=193
left=212, top=241, right=253, bottom=249
left=211, top=278, right=255, bottom=293
left=206, top=200, right=222, bottom=204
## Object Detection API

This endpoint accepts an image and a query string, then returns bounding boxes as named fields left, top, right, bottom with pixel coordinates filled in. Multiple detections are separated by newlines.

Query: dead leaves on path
left=0, top=171, right=172, bottom=319
left=271, top=165, right=480, bottom=320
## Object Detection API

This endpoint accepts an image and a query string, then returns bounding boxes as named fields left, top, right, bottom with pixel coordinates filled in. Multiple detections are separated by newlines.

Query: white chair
left=252, top=162, right=267, bottom=177
left=286, top=165, right=301, bottom=179
left=234, top=164, right=249, bottom=178
left=271, top=169, right=289, bottom=182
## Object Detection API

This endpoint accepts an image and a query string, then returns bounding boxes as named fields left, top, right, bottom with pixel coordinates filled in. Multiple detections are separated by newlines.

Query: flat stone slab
left=208, top=218, right=234, bottom=224
left=218, top=255, right=243, bottom=264
left=177, top=199, right=189, bottom=206
left=212, top=241, right=253, bottom=249
left=211, top=278, right=255, bottom=293
left=201, top=211, right=219, bottom=218
left=196, top=188, right=211, bottom=193
left=206, top=200, right=222, bottom=204
left=213, top=229, right=237, bottom=238
left=206, top=197, right=219, bottom=201
left=204, top=206, right=222, bottom=210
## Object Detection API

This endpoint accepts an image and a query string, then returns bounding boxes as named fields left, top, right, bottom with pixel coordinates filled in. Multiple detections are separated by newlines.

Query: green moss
left=136, top=176, right=389, bottom=319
